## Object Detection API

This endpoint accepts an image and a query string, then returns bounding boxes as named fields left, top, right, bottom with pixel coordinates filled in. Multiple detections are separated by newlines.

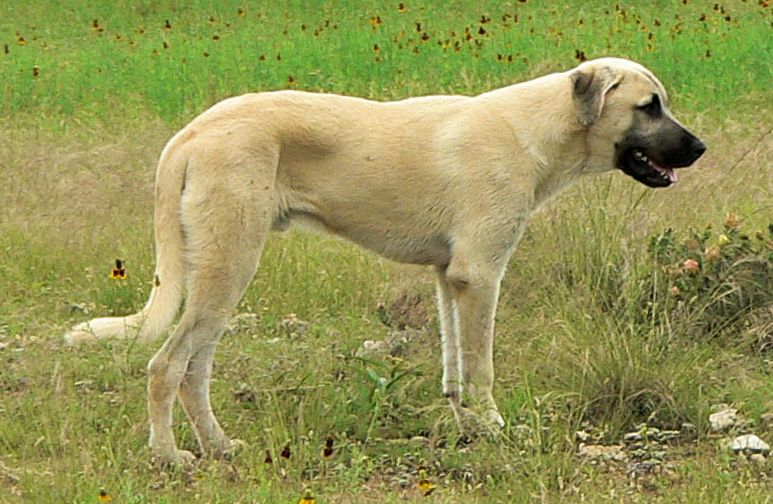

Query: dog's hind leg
left=147, top=149, right=277, bottom=464
left=177, top=340, right=234, bottom=458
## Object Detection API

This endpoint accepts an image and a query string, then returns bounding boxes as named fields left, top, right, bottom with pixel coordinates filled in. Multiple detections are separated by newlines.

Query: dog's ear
left=571, top=65, right=623, bottom=127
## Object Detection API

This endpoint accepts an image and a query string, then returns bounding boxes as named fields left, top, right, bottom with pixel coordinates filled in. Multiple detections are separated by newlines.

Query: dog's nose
left=692, top=138, right=707, bottom=159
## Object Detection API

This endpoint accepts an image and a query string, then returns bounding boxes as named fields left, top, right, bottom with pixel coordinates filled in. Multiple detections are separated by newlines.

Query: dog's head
left=571, top=57, right=706, bottom=187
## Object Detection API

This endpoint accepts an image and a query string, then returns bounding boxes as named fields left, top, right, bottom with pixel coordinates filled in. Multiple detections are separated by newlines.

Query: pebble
left=730, top=434, right=770, bottom=454
left=578, top=444, right=627, bottom=462
left=709, top=408, right=739, bottom=432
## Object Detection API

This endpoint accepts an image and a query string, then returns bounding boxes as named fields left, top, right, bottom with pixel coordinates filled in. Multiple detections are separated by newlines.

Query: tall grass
left=1, top=1, right=770, bottom=125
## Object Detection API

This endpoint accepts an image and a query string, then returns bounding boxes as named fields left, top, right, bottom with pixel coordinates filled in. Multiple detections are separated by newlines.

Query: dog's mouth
left=620, top=148, right=679, bottom=188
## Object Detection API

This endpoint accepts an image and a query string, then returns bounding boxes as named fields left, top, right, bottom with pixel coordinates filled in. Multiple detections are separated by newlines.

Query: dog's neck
left=481, top=71, right=590, bottom=210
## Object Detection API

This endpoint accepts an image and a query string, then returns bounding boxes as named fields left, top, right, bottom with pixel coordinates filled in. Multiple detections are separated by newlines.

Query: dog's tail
left=64, top=136, right=189, bottom=345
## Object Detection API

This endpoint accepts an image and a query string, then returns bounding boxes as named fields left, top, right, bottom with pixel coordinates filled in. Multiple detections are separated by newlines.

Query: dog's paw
left=452, top=405, right=505, bottom=438
left=213, top=438, right=246, bottom=460
left=152, top=448, right=197, bottom=467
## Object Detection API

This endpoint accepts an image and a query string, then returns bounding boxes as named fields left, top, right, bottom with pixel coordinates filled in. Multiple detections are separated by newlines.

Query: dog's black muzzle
left=615, top=119, right=706, bottom=188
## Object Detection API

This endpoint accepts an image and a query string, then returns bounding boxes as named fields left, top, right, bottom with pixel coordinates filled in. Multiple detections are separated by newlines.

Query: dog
left=64, top=57, right=706, bottom=464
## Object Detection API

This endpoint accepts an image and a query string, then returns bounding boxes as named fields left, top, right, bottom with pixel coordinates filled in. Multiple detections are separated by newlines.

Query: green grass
left=2, top=0, right=771, bottom=125
left=1, top=1, right=772, bottom=502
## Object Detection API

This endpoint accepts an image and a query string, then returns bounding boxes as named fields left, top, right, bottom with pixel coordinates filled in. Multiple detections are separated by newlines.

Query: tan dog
left=65, top=58, right=705, bottom=464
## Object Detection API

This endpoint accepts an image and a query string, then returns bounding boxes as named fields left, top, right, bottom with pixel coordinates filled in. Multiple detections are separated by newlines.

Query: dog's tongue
left=650, top=160, right=678, bottom=183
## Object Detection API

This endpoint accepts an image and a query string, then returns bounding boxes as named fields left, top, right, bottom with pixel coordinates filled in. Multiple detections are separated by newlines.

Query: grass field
left=1, top=1, right=772, bottom=502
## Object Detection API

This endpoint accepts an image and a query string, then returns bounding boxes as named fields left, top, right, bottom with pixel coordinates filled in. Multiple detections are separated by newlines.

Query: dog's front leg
left=442, top=254, right=507, bottom=430
left=435, top=265, right=461, bottom=404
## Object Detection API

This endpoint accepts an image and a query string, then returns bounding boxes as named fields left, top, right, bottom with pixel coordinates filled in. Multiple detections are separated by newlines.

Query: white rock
left=578, top=444, right=627, bottom=462
left=709, top=408, right=739, bottom=432
left=730, top=434, right=770, bottom=454
left=624, top=432, right=643, bottom=443
left=575, top=430, right=591, bottom=443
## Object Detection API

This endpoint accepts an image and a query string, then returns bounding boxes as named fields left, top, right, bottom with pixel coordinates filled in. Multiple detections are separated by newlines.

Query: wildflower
left=669, top=286, right=681, bottom=297
left=718, top=234, right=731, bottom=246
left=110, top=259, right=127, bottom=280
left=323, top=437, right=334, bottom=457
left=398, top=3, right=408, bottom=12
left=704, top=246, right=721, bottom=262
left=164, top=19, right=172, bottom=31
left=281, top=444, right=291, bottom=458
left=369, top=16, right=383, bottom=29
left=299, top=490, right=315, bottom=504
left=683, top=258, right=700, bottom=273
left=99, top=490, right=111, bottom=503
left=723, top=212, right=742, bottom=229
left=419, top=477, right=436, bottom=496
left=17, top=36, right=26, bottom=46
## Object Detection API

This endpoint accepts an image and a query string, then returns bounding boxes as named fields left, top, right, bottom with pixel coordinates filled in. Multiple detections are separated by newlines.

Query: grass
left=1, top=1, right=772, bottom=502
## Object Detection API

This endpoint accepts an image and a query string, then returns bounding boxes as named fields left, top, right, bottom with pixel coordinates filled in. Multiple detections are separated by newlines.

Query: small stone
left=575, top=430, right=590, bottom=443
left=655, top=430, right=681, bottom=443
left=68, top=302, right=94, bottom=314
left=760, top=413, right=773, bottom=429
left=730, top=434, right=770, bottom=454
left=627, top=460, right=660, bottom=476
left=578, top=444, right=627, bottom=462
left=355, top=328, right=424, bottom=357
left=749, top=453, right=766, bottom=466
left=709, top=408, right=739, bottom=432
left=624, top=431, right=643, bottom=443
left=356, top=339, right=387, bottom=356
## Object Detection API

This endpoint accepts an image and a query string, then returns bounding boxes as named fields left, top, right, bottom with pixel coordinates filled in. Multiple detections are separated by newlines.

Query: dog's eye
left=637, top=94, right=661, bottom=116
